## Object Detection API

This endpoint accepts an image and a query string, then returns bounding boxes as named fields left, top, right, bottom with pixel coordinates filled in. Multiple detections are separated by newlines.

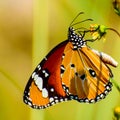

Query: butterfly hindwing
left=61, top=29, right=114, bottom=103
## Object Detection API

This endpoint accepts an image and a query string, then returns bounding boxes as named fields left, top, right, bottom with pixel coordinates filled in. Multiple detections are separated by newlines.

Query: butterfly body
left=23, top=27, right=117, bottom=109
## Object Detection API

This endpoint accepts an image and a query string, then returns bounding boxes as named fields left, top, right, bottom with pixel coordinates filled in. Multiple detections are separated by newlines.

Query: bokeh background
left=0, top=0, right=120, bottom=120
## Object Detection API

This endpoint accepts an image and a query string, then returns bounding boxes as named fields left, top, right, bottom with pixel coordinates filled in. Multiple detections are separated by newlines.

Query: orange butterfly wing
left=61, top=41, right=113, bottom=103
left=23, top=40, right=70, bottom=109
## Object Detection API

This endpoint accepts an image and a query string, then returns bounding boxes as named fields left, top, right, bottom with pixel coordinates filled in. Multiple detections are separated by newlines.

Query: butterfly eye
left=89, top=69, right=96, bottom=77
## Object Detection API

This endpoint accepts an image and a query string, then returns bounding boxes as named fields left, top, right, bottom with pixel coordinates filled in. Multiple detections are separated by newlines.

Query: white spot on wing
left=61, top=65, right=65, bottom=70
left=42, top=70, right=45, bottom=73
left=45, top=72, right=49, bottom=77
left=34, top=74, right=39, bottom=81
left=42, top=70, right=49, bottom=77
left=49, top=97, right=54, bottom=102
left=28, top=102, right=32, bottom=106
left=34, top=77, right=43, bottom=91
left=32, top=72, right=36, bottom=79
left=44, top=57, right=47, bottom=60
left=42, top=88, right=48, bottom=98
left=37, top=65, right=41, bottom=70
left=50, top=88, right=54, bottom=92
left=60, top=74, right=63, bottom=78
left=55, top=99, right=59, bottom=103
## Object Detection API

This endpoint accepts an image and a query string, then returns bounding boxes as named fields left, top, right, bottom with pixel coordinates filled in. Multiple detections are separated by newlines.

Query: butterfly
left=23, top=12, right=118, bottom=109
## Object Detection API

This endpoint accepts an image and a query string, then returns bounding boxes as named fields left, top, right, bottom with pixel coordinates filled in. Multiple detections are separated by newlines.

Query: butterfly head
left=68, top=27, right=86, bottom=49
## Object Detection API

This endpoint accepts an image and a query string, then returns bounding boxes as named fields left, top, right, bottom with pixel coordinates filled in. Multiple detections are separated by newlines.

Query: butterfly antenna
left=70, top=19, right=93, bottom=27
left=74, top=27, right=90, bottom=32
left=69, top=12, right=84, bottom=27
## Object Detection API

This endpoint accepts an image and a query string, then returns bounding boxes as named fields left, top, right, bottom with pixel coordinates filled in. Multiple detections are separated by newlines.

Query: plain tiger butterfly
left=23, top=12, right=118, bottom=109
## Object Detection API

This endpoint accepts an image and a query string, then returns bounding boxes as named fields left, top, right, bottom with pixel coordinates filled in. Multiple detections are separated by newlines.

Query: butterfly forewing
left=23, top=40, right=70, bottom=109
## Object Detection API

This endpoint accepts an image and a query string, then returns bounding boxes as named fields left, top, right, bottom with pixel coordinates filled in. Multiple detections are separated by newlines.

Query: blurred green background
left=0, top=0, right=120, bottom=120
